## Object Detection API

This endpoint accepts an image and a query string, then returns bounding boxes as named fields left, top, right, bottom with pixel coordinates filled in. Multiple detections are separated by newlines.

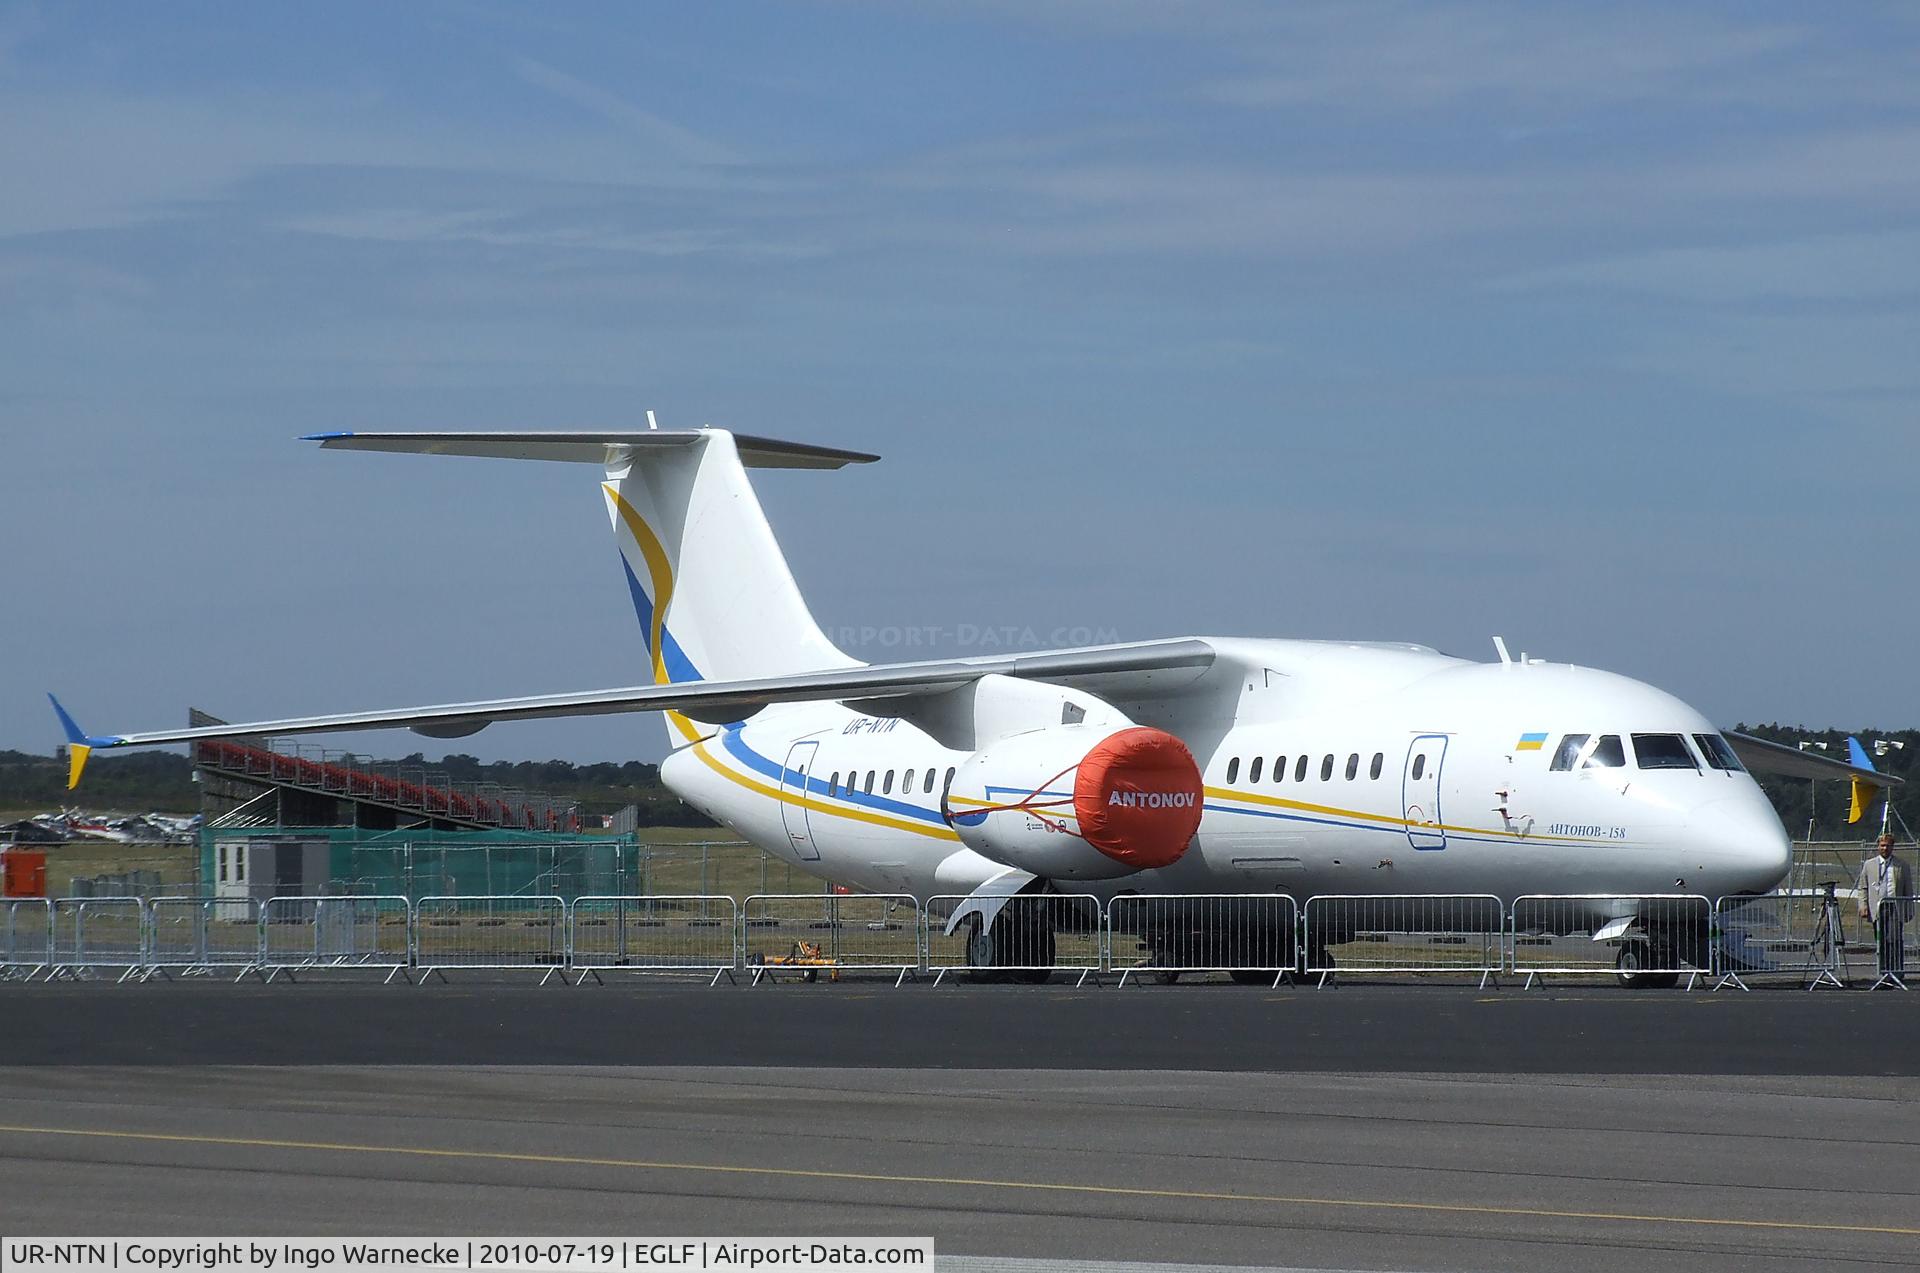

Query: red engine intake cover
left=1072, top=727, right=1203, bottom=870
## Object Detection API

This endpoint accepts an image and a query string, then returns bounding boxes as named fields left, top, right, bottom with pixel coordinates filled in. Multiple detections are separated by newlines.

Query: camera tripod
left=1806, top=882, right=1848, bottom=990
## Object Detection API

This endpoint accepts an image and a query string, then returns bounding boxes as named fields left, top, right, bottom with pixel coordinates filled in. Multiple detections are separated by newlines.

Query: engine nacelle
left=945, top=725, right=1203, bottom=880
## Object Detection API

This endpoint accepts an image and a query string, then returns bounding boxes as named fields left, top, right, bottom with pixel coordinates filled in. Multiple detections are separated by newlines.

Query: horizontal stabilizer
left=301, top=430, right=878, bottom=470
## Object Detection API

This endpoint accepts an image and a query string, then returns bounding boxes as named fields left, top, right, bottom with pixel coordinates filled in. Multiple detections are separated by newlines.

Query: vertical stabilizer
left=602, top=430, right=858, bottom=745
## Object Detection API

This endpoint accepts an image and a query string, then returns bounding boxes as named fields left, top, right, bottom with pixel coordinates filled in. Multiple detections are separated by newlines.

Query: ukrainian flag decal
left=1515, top=732, right=1548, bottom=752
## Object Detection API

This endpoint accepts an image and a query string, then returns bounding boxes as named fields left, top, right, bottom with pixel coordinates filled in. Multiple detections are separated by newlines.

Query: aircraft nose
left=1696, top=791, right=1792, bottom=894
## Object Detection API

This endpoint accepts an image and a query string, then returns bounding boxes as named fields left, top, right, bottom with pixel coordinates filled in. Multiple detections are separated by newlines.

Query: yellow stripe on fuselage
left=1203, top=785, right=1601, bottom=845
left=690, top=739, right=961, bottom=841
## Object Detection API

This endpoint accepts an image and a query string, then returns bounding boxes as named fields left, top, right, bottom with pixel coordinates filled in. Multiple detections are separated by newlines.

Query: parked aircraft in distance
left=52, top=425, right=1899, bottom=984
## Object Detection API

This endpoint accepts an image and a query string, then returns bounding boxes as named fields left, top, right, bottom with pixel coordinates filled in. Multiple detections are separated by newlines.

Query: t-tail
left=301, top=425, right=873, bottom=745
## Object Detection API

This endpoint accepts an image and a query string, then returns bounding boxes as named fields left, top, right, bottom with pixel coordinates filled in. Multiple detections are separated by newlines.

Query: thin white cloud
left=510, top=57, right=738, bottom=167
left=1493, top=229, right=1920, bottom=303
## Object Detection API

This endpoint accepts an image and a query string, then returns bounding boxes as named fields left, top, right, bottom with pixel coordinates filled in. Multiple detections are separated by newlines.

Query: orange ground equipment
left=1, top=849, right=48, bottom=898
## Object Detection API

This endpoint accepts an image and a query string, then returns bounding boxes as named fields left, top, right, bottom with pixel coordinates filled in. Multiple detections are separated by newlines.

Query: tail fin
left=307, top=427, right=872, bottom=747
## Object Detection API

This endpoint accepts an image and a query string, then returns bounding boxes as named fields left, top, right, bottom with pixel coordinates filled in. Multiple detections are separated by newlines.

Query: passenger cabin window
left=904, top=768, right=916, bottom=792
left=1226, top=757, right=1240, bottom=784
left=1294, top=755, right=1308, bottom=783
left=1249, top=756, right=1263, bottom=783
left=923, top=768, right=937, bottom=794
left=1320, top=755, right=1334, bottom=781
left=1412, top=755, right=1425, bottom=782
left=943, top=767, right=956, bottom=796
left=883, top=770, right=896, bottom=794
left=1370, top=752, right=1384, bottom=780
left=1584, top=735, right=1626, bottom=768
left=1694, top=733, right=1745, bottom=772
left=829, top=771, right=840, bottom=795
left=864, top=770, right=876, bottom=794
left=1275, top=755, right=1287, bottom=782
left=1345, top=753, right=1359, bottom=780
left=1633, top=733, right=1699, bottom=771
left=1550, top=735, right=1590, bottom=772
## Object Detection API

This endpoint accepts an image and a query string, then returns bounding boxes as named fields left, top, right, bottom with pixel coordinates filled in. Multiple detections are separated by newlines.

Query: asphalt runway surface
left=1, top=978, right=1916, bottom=1071
left=4, top=983, right=1918, bottom=1273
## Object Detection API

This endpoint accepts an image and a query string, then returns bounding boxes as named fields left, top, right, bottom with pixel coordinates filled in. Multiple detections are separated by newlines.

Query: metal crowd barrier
left=569, top=895, right=739, bottom=985
left=147, top=897, right=262, bottom=977
left=12, top=889, right=1918, bottom=991
left=260, top=895, right=412, bottom=982
left=0, top=898, right=52, bottom=981
left=1870, top=896, right=1916, bottom=992
left=924, top=893, right=1107, bottom=985
left=414, top=895, right=567, bottom=984
left=1107, top=893, right=1298, bottom=986
left=1710, top=893, right=1856, bottom=991
left=1302, top=893, right=1505, bottom=988
left=1511, top=893, right=1712, bottom=989
left=49, top=897, right=147, bottom=981
left=742, top=893, right=921, bottom=985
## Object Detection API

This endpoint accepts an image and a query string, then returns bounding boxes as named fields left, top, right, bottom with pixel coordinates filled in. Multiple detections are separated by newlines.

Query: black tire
left=1615, top=942, right=1679, bottom=989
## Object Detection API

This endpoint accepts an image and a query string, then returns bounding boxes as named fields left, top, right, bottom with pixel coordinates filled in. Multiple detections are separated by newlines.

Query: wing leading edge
left=50, top=639, right=1216, bottom=788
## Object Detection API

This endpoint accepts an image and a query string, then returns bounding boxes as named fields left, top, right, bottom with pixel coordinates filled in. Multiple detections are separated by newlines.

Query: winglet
left=1846, top=736, right=1881, bottom=825
left=48, top=694, right=117, bottom=790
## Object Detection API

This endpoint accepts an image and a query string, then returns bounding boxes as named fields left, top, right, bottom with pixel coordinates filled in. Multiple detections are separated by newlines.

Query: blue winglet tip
left=300, top=431, right=354, bottom=441
left=47, top=693, right=87, bottom=746
left=47, top=694, right=119, bottom=750
left=1847, top=735, right=1876, bottom=772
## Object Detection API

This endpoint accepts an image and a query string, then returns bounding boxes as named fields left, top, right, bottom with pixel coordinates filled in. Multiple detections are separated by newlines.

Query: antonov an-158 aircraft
left=52, top=427, right=1897, bottom=983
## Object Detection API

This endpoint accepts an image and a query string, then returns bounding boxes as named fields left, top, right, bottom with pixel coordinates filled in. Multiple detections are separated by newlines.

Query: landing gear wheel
left=1615, top=941, right=1680, bottom=989
left=964, top=916, right=1009, bottom=984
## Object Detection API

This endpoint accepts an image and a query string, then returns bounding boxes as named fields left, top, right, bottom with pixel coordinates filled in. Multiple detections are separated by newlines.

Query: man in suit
left=1858, top=834, right=1914, bottom=978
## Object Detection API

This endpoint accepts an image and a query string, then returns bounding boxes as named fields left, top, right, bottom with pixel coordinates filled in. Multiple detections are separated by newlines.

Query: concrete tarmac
left=0, top=1066, right=1915, bottom=1272
left=4, top=983, right=1918, bottom=1272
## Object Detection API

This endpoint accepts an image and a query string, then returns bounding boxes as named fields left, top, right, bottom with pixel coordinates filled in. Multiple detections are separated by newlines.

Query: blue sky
left=4, top=2, right=1918, bottom=766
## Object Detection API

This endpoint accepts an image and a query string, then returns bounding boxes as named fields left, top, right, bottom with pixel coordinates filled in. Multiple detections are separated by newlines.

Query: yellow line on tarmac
left=0, top=1123, right=1914, bottom=1240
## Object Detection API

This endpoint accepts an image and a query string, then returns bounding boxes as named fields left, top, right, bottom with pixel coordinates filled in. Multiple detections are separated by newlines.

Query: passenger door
left=779, top=740, right=821, bottom=861
left=1403, top=735, right=1448, bottom=851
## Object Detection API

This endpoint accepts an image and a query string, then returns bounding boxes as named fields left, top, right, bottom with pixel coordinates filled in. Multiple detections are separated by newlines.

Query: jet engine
left=945, top=725, right=1204, bottom=880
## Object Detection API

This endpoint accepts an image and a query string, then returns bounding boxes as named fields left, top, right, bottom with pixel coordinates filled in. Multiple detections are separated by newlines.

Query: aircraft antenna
left=1492, top=636, right=1513, bottom=665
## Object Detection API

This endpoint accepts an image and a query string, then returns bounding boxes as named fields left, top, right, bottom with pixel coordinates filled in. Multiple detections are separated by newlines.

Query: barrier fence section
left=147, top=898, right=262, bottom=976
left=742, top=893, right=921, bottom=985
left=260, top=896, right=323, bottom=978
left=414, top=895, right=568, bottom=984
left=1511, top=893, right=1712, bottom=988
left=1871, top=896, right=1916, bottom=991
left=1, top=898, right=51, bottom=979
left=1710, top=893, right=1856, bottom=990
left=923, top=893, right=1107, bottom=985
left=1302, top=894, right=1505, bottom=987
left=1107, top=894, right=1299, bottom=986
left=50, top=897, right=147, bottom=981
left=569, top=895, right=740, bottom=985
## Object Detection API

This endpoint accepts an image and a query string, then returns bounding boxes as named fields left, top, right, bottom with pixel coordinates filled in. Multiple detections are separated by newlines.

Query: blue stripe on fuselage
left=719, top=726, right=950, bottom=827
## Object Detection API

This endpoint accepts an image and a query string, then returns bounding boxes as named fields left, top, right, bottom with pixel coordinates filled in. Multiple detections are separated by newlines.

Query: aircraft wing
left=49, top=639, right=1215, bottom=787
left=1724, top=731, right=1903, bottom=786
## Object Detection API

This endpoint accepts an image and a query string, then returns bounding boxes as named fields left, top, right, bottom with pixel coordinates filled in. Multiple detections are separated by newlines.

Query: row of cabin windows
left=824, top=765, right=958, bottom=799
left=1224, top=752, right=1387, bottom=785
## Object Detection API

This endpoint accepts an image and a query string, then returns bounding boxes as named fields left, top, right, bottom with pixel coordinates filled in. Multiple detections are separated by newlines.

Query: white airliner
left=52, top=428, right=1896, bottom=982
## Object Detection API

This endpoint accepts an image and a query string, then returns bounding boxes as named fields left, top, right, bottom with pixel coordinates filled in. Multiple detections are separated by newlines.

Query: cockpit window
left=1633, top=733, right=1700, bottom=771
left=1584, top=735, right=1626, bottom=768
left=1550, top=734, right=1590, bottom=772
left=1694, top=733, right=1745, bottom=772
